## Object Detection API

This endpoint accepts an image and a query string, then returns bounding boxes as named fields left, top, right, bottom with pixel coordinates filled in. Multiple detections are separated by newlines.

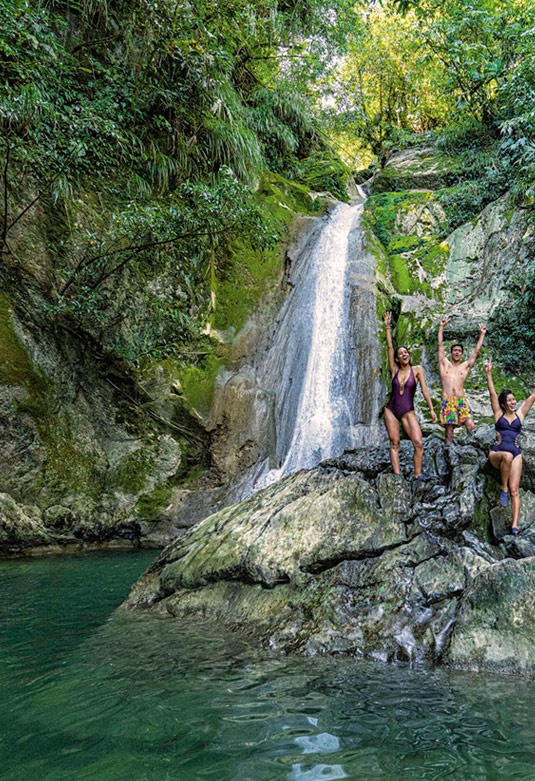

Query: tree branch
left=5, top=144, right=83, bottom=237
left=1, top=143, right=11, bottom=247
left=61, top=220, right=241, bottom=295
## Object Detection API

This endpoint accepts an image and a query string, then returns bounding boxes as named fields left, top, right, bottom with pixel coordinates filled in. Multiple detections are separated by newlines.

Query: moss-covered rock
left=0, top=493, right=51, bottom=552
left=373, top=147, right=462, bottom=193
left=446, top=558, right=535, bottom=675
left=125, top=435, right=532, bottom=669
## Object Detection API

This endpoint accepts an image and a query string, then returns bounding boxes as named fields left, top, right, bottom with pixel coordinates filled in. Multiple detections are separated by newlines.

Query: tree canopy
left=2, top=0, right=535, bottom=370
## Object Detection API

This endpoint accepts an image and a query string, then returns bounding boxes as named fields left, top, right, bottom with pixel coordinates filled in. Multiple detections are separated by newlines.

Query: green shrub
left=489, top=268, right=535, bottom=380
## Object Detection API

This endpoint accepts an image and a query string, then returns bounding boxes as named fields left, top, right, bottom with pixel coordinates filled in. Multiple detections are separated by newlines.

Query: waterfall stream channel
left=245, top=187, right=384, bottom=496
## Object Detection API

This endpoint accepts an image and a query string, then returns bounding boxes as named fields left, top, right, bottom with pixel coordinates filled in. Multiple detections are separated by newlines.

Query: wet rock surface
left=123, top=429, right=535, bottom=675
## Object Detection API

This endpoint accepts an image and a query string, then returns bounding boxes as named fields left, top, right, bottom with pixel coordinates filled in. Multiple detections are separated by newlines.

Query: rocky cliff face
left=123, top=429, right=535, bottom=674
left=0, top=286, right=192, bottom=553
left=0, top=173, right=318, bottom=554
left=366, top=145, right=533, bottom=419
left=3, top=142, right=533, bottom=556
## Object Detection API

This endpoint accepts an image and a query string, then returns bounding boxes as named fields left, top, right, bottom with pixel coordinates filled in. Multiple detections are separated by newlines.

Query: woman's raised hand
left=383, top=311, right=392, bottom=327
left=484, top=358, right=492, bottom=374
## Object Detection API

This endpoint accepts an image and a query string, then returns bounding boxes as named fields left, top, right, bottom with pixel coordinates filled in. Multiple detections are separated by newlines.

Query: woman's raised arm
left=519, top=390, right=535, bottom=423
left=383, top=312, right=396, bottom=376
left=484, top=358, right=501, bottom=420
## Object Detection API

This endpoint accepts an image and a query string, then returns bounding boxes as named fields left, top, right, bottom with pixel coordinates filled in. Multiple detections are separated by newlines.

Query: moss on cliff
left=135, top=482, right=173, bottom=518
left=179, top=354, right=224, bottom=420
left=212, top=171, right=323, bottom=334
left=109, top=448, right=155, bottom=494
left=212, top=236, right=284, bottom=334
left=176, top=170, right=327, bottom=419
left=0, top=294, right=105, bottom=498
left=364, top=193, right=449, bottom=302
left=364, top=192, right=415, bottom=248
left=0, top=294, right=48, bottom=394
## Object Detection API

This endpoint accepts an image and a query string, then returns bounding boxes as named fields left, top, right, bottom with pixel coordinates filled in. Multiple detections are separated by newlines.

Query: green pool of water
left=1, top=550, right=534, bottom=779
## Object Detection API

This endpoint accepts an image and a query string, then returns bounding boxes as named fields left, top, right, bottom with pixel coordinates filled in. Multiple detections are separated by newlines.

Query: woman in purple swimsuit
left=383, top=313, right=437, bottom=479
left=485, top=358, right=535, bottom=533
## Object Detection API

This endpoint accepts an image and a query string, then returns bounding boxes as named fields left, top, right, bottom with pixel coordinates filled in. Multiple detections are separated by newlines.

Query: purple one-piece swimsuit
left=385, top=367, right=416, bottom=421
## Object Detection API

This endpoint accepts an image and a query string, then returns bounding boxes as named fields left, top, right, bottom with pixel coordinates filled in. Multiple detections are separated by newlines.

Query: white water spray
left=250, top=188, right=383, bottom=492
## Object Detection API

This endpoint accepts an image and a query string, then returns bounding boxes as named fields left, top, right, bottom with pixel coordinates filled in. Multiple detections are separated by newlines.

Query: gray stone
left=158, top=470, right=410, bottom=591
left=461, top=530, right=504, bottom=563
left=375, top=472, right=411, bottom=515
left=511, top=538, right=535, bottom=559
left=446, top=558, right=535, bottom=674
left=413, top=556, right=465, bottom=602
left=43, top=505, right=75, bottom=529
left=490, top=506, right=511, bottom=540
left=0, top=492, right=51, bottom=551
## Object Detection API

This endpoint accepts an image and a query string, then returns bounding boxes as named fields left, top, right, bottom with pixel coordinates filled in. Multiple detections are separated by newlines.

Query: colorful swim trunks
left=440, top=396, right=473, bottom=426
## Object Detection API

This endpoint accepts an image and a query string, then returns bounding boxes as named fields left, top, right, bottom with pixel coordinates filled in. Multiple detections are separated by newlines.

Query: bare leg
left=464, top=418, right=475, bottom=436
left=444, top=424, right=454, bottom=443
left=508, top=455, right=523, bottom=529
left=402, top=411, right=423, bottom=478
left=384, top=408, right=401, bottom=474
left=489, top=451, right=513, bottom=492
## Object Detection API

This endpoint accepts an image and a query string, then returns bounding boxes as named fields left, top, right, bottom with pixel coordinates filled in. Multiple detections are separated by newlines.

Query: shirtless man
left=438, top=318, right=486, bottom=442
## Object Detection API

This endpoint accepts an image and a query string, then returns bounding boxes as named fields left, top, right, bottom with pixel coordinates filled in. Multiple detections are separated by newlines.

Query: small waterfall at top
left=247, top=186, right=384, bottom=494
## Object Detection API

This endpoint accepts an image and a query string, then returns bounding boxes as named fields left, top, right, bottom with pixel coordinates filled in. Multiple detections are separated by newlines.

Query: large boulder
left=0, top=493, right=51, bottom=552
left=445, top=558, right=535, bottom=674
left=372, top=147, right=462, bottom=193
left=124, top=435, right=535, bottom=670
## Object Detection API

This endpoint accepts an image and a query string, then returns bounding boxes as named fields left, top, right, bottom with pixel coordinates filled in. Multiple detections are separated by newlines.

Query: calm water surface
left=1, top=550, right=534, bottom=780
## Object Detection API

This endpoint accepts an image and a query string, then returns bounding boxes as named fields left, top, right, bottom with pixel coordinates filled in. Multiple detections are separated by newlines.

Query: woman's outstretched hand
left=383, top=311, right=392, bottom=327
left=484, top=358, right=492, bottom=374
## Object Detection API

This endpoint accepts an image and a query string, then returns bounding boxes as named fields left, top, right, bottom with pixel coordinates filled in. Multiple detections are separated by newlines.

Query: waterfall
left=249, top=188, right=384, bottom=492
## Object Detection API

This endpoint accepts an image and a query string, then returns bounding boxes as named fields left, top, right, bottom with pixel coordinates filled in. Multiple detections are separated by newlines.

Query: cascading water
left=250, top=187, right=384, bottom=492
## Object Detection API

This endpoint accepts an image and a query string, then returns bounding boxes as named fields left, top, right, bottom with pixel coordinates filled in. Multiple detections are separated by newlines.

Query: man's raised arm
left=466, top=323, right=487, bottom=369
left=437, top=317, right=450, bottom=367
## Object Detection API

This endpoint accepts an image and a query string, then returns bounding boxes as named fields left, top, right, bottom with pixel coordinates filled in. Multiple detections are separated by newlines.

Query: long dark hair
left=394, top=346, right=412, bottom=367
left=498, top=388, right=514, bottom=413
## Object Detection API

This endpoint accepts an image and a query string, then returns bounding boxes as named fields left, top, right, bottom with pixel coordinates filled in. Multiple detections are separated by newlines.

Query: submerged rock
left=123, top=433, right=535, bottom=674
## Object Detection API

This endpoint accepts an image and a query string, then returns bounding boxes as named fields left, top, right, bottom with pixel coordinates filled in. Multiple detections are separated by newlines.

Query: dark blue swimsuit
left=491, top=413, right=522, bottom=459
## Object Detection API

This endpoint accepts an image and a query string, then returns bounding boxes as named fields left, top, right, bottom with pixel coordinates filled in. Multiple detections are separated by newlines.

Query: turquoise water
left=2, top=551, right=535, bottom=780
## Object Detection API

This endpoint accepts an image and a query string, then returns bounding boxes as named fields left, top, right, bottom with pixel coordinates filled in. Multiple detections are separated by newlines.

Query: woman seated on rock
left=383, top=312, right=437, bottom=480
left=485, top=358, right=535, bottom=534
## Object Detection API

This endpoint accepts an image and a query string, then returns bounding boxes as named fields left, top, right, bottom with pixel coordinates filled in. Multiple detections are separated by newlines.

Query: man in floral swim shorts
left=437, top=317, right=487, bottom=443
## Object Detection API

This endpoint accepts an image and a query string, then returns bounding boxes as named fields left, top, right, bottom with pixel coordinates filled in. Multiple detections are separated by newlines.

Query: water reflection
left=2, top=552, right=535, bottom=780
left=294, top=732, right=340, bottom=754
left=290, top=763, right=347, bottom=780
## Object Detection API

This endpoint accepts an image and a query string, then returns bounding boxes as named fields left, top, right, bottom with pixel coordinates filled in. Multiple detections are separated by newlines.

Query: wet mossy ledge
left=123, top=431, right=535, bottom=675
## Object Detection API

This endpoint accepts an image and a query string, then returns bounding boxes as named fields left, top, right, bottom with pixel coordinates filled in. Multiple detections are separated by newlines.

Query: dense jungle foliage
left=321, top=0, right=535, bottom=373
left=0, top=0, right=358, bottom=364
left=1, top=0, right=535, bottom=374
